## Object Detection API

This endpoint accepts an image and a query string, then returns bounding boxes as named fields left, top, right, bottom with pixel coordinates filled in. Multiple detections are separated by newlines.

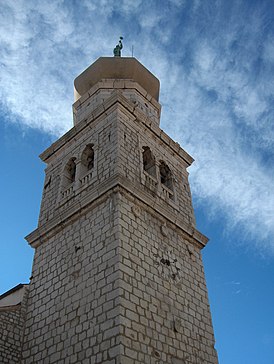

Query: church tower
left=21, top=57, right=218, bottom=363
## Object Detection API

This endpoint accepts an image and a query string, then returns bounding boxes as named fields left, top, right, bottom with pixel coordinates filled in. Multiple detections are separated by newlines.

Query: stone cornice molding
left=26, top=174, right=208, bottom=250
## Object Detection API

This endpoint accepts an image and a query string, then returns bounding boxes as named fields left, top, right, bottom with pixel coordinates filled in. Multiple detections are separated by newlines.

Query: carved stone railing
left=144, top=171, right=158, bottom=190
left=162, top=184, right=174, bottom=200
left=79, top=171, right=93, bottom=186
left=61, top=184, right=74, bottom=199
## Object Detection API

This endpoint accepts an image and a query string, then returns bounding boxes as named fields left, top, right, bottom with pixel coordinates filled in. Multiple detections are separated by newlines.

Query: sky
left=0, top=0, right=273, bottom=363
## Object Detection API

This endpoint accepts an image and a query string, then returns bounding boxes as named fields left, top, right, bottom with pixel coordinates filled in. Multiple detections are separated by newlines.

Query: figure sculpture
left=113, top=37, right=123, bottom=57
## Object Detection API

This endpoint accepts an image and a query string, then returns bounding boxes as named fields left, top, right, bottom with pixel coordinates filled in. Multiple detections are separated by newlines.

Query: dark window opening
left=63, top=158, right=76, bottom=187
left=81, top=144, right=94, bottom=173
left=159, top=161, right=173, bottom=190
left=142, top=146, right=156, bottom=177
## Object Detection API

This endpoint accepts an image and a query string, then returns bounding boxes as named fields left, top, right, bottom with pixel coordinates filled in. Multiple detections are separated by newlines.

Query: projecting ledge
left=74, top=57, right=160, bottom=102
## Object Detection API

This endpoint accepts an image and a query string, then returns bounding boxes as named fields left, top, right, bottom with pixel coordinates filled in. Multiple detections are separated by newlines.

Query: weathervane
left=113, top=36, right=123, bottom=57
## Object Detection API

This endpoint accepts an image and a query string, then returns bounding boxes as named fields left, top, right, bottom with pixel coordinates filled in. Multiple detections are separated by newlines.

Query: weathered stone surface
left=0, top=285, right=28, bottom=363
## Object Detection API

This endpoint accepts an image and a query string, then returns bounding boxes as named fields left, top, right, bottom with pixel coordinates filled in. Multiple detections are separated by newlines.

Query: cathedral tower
left=21, top=57, right=218, bottom=363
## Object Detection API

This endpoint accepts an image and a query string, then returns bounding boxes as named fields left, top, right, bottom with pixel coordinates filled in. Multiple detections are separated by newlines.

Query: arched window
left=142, top=146, right=156, bottom=177
left=63, top=158, right=76, bottom=187
left=159, top=161, right=173, bottom=190
left=81, top=144, right=94, bottom=175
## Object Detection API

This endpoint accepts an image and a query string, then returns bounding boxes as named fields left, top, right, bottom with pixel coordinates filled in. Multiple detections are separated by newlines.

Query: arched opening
left=63, top=158, right=76, bottom=188
left=159, top=161, right=173, bottom=190
left=142, top=146, right=156, bottom=177
left=81, top=144, right=94, bottom=175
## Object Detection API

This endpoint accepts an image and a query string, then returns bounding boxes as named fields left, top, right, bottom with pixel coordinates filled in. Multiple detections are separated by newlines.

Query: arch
left=81, top=144, right=94, bottom=175
left=63, top=158, right=76, bottom=187
left=159, top=161, right=173, bottom=190
left=142, top=146, right=156, bottom=177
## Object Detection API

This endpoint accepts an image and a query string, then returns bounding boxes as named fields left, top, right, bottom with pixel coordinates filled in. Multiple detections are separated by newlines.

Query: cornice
left=25, top=174, right=208, bottom=250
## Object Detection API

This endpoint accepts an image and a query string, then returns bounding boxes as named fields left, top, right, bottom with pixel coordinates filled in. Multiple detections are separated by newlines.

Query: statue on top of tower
left=113, top=36, right=123, bottom=57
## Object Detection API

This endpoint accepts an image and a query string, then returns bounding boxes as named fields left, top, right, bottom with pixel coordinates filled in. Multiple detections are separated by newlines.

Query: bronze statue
left=113, top=37, right=123, bottom=57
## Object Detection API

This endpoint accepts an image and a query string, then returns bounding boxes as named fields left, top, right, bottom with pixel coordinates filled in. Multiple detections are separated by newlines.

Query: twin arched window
left=62, top=144, right=95, bottom=193
left=142, top=147, right=173, bottom=192
left=62, top=144, right=173, bottom=197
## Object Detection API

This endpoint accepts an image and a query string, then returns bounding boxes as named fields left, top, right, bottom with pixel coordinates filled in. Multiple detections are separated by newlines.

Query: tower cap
left=74, top=57, right=160, bottom=102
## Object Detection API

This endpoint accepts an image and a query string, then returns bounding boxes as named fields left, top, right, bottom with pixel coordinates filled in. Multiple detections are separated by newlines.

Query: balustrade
left=162, top=184, right=174, bottom=200
left=61, top=185, right=73, bottom=198
left=144, top=171, right=158, bottom=189
left=79, top=171, right=93, bottom=186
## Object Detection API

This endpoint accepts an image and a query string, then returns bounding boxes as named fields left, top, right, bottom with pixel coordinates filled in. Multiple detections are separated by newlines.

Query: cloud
left=0, top=0, right=273, bottom=253
left=0, top=0, right=74, bottom=134
left=152, top=2, right=274, bottom=252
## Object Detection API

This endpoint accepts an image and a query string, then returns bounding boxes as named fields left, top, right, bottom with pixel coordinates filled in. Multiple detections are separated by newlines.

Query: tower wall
left=22, top=194, right=121, bottom=363
left=117, top=191, right=217, bottom=363
left=38, top=97, right=120, bottom=226
left=115, top=101, right=195, bottom=228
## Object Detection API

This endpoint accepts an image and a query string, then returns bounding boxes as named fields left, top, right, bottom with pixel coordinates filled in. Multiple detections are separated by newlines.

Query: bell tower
left=22, top=57, right=218, bottom=363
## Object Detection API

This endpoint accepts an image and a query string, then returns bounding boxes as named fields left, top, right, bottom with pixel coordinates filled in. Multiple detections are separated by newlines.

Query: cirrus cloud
left=0, top=0, right=273, bottom=253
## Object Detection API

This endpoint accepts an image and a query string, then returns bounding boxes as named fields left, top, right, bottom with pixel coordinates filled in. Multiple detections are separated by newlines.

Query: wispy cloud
left=0, top=0, right=273, bottom=253
left=152, top=1, right=274, bottom=253
left=224, top=281, right=241, bottom=295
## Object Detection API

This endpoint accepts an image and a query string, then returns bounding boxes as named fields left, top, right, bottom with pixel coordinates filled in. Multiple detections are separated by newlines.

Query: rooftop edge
left=74, top=57, right=160, bottom=102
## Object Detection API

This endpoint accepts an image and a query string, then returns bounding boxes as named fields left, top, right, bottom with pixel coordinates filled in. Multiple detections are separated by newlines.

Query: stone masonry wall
left=22, top=194, right=121, bottom=364
left=38, top=107, right=119, bottom=226
left=117, top=191, right=218, bottom=364
left=39, top=89, right=194, bottom=230
left=73, top=80, right=160, bottom=127
left=0, top=288, right=28, bottom=363
left=22, top=187, right=217, bottom=364
left=117, top=106, right=196, bottom=227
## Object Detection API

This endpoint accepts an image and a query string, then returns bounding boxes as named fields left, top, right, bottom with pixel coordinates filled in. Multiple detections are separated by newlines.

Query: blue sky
left=0, top=0, right=273, bottom=363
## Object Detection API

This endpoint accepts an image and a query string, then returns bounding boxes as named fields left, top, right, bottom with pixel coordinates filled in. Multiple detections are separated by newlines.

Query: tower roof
left=74, top=57, right=160, bottom=102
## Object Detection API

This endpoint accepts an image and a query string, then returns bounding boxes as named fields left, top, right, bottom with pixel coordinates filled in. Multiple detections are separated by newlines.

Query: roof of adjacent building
left=0, top=283, right=28, bottom=308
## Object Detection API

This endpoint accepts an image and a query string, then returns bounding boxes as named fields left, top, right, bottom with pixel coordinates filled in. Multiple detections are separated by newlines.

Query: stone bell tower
left=21, top=57, right=218, bottom=363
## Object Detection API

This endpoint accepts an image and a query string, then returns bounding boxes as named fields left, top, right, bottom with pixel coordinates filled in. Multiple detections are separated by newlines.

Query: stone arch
left=159, top=160, right=173, bottom=190
left=80, top=144, right=94, bottom=175
left=63, top=158, right=76, bottom=188
left=142, top=146, right=156, bottom=177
